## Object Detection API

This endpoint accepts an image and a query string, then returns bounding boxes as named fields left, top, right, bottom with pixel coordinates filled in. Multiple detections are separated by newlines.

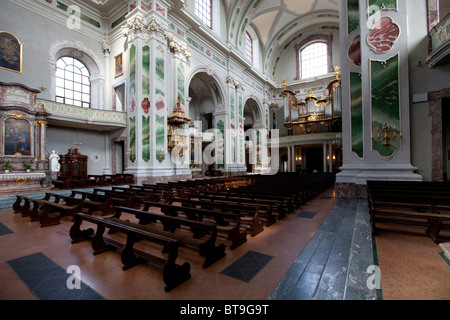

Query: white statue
left=49, top=150, right=60, bottom=172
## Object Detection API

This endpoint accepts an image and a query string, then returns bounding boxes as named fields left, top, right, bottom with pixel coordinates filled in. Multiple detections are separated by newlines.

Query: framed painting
left=4, top=116, right=32, bottom=157
left=0, top=31, right=22, bottom=74
left=115, top=53, right=123, bottom=78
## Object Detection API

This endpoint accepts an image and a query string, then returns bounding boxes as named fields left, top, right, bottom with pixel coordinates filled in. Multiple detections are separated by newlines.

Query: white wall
left=407, top=0, right=450, bottom=180
left=46, top=126, right=110, bottom=175
left=0, top=1, right=103, bottom=102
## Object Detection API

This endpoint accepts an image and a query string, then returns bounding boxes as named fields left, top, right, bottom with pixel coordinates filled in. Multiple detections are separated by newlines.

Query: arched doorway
left=243, top=98, right=263, bottom=173
left=188, top=72, right=224, bottom=176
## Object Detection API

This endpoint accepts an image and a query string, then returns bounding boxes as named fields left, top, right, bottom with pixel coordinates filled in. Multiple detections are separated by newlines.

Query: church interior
left=0, top=0, right=449, bottom=302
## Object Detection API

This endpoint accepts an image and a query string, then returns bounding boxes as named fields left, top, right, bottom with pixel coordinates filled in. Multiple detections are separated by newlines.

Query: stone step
left=268, top=199, right=377, bottom=300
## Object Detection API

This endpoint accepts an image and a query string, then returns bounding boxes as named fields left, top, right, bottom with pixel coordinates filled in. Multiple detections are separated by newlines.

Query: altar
left=0, top=172, right=47, bottom=193
left=0, top=82, right=50, bottom=192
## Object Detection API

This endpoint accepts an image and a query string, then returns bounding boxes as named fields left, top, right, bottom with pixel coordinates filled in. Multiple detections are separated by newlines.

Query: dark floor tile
left=0, top=222, right=13, bottom=236
left=6, top=252, right=106, bottom=300
left=220, top=251, right=273, bottom=283
left=297, top=211, right=317, bottom=219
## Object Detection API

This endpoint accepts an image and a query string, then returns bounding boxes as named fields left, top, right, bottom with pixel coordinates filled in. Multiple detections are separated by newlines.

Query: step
left=268, top=199, right=377, bottom=300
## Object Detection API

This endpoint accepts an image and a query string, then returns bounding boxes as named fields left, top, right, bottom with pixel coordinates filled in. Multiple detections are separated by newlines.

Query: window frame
left=294, top=34, right=333, bottom=80
left=195, top=0, right=213, bottom=29
left=245, top=31, right=254, bottom=63
left=55, top=56, right=91, bottom=108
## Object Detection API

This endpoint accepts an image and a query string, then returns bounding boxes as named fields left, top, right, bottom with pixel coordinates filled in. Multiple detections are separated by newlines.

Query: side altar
left=0, top=82, right=50, bottom=192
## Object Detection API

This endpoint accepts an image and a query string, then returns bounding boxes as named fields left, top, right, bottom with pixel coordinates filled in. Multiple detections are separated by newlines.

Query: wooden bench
left=28, top=192, right=84, bottom=227
left=69, top=190, right=114, bottom=216
left=51, top=176, right=71, bottom=189
left=93, top=188, right=138, bottom=208
left=111, top=186, right=156, bottom=205
left=143, top=201, right=247, bottom=250
left=367, top=181, right=450, bottom=243
left=13, top=195, right=40, bottom=217
left=187, top=192, right=287, bottom=220
left=172, top=197, right=268, bottom=235
left=69, top=212, right=191, bottom=292
left=111, top=206, right=226, bottom=268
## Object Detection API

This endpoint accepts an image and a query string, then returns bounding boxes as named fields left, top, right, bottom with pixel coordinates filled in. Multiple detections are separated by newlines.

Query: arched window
left=300, top=42, right=328, bottom=79
left=195, top=0, right=212, bottom=29
left=245, top=31, right=254, bottom=63
left=294, top=34, right=333, bottom=80
left=55, top=56, right=91, bottom=108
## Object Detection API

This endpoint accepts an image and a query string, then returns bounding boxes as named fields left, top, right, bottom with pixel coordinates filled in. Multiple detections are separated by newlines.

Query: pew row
left=111, top=206, right=226, bottom=268
left=70, top=212, right=191, bottom=292
left=367, top=180, right=450, bottom=243
left=143, top=201, right=248, bottom=250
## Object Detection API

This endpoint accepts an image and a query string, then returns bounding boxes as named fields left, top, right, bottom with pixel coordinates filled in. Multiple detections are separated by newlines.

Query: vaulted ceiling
left=75, top=0, right=340, bottom=74
left=226, top=0, right=339, bottom=49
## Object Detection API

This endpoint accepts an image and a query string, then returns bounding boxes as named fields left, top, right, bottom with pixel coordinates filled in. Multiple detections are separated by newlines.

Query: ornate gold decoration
left=15, top=177, right=28, bottom=185
left=9, top=112, right=26, bottom=119
left=168, top=96, right=191, bottom=153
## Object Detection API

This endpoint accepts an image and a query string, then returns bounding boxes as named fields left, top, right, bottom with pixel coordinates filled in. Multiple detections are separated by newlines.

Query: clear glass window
left=300, top=42, right=328, bottom=79
left=195, top=0, right=212, bottom=29
left=245, top=32, right=253, bottom=63
left=55, top=56, right=90, bottom=108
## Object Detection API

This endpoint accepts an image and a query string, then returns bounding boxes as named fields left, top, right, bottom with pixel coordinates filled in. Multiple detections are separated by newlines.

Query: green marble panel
left=129, top=117, right=136, bottom=163
left=256, top=131, right=261, bottom=167
left=142, top=116, right=150, bottom=162
left=230, top=8, right=240, bottom=39
left=211, top=82, right=222, bottom=105
left=238, top=94, right=243, bottom=125
left=371, top=55, right=401, bottom=158
left=350, top=72, right=363, bottom=158
left=217, top=120, right=225, bottom=169
left=347, top=0, right=360, bottom=34
left=238, top=18, right=248, bottom=47
left=230, top=91, right=235, bottom=127
left=178, top=63, right=185, bottom=106
left=368, top=0, right=397, bottom=16
left=155, top=115, right=166, bottom=163
left=130, top=45, right=136, bottom=95
left=231, top=136, right=236, bottom=164
left=142, top=46, right=150, bottom=95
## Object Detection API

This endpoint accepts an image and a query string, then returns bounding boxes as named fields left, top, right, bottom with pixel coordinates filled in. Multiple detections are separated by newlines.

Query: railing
left=427, top=13, right=450, bottom=67
left=37, top=99, right=127, bottom=129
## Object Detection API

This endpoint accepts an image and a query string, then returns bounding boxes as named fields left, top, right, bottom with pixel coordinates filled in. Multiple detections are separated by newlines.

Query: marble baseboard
left=139, top=174, right=192, bottom=185
left=335, top=183, right=368, bottom=201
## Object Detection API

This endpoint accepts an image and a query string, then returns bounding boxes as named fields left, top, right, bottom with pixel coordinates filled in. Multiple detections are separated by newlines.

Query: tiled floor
left=1, top=186, right=449, bottom=300
left=0, top=187, right=336, bottom=300
left=374, top=224, right=450, bottom=300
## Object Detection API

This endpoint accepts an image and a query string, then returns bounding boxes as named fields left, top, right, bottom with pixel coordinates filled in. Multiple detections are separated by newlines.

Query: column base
left=124, top=167, right=192, bottom=185
left=335, top=163, right=423, bottom=200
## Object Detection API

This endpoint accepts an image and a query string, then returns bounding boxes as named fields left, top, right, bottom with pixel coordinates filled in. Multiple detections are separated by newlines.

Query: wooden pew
left=111, top=206, right=226, bottom=268
left=172, top=197, right=268, bottom=234
left=367, top=180, right=450, bottom=243
left=69, top=212, right=191, bottom=292
left=176, top=194, right=276, bottom=227
left=88, top=175, right=108, bottom=186
left=143, top=201, right=247, bottom=250
left=69, top=190, right=114, bottom=216
left=28, top=192, right=84, bottom=227
left=51, top=176, right=71, bottom=189
left=13, top=195, right=39, bottom=217
left=186, top=192, right=287, bottom=220
left=93, top=188, right=138, bottom=208
left=111, top=186, right=156, bottom=205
